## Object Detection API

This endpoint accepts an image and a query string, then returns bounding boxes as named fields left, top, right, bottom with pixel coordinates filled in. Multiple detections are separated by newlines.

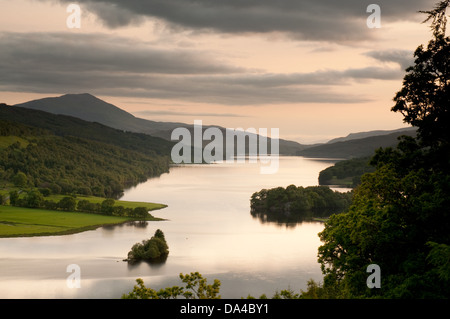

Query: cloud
left=364, top=50, right=415, bottom=71
left=0, top=32, right=241, bottom=75
left=52, top=0, right=434, bottom=43
left=0, top=31, right=401, bottom=105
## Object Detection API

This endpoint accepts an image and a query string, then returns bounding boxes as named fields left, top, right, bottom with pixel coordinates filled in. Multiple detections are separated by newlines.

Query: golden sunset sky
left=0, top=0, right=439, bottom=143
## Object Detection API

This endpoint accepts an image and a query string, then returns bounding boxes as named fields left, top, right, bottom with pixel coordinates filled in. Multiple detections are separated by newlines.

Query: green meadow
left=0, top=205, right=132, bottom=237
left=44, top=194, right=167, bottom=211
left=0, top=195, right=167, bottom=238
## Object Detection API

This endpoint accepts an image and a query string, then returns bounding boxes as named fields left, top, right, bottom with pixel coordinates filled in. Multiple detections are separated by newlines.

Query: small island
left=126, top=229, right=169, bottom=263
left=250, top=185, right=352, bottom=225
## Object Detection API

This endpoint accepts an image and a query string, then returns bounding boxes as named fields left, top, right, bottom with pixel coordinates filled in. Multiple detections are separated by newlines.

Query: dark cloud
left=0, top=32, right=241, bottom=75
left=364, top=50, right=415, bottom=71
left=53, top=0, right=434, bottom=42
left=0, top=31, right=401, bottom=105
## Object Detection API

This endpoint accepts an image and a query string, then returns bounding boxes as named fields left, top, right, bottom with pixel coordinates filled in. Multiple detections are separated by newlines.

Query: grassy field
left=0, top=188, right=168, bottom=237
left=0, top=205, right=135, bottom=237
left=44, top=194, right=167, bottom=211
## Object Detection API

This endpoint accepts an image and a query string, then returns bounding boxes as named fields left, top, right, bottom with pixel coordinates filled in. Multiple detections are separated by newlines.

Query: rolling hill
left=1, top=102, right=174, bottom=157
left=0, top=105, right=172, bottom=197
left=11, top=93, right=417, bottom=159
left=14, top=93, right=184, bottom=135
left=14, top=93, right=307, bottom=156
left=297, top=129, right=417, bottom=159
left=326, top=127, right=416, bottom=144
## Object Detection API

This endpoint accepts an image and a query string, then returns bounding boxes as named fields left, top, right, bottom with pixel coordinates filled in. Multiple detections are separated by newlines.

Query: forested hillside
left=0, top=104, right=174, bottom=157
left=297, top=129, right=417, bottom=159
left=318, top=156, right=375, bottom=187
left=0, top=105, right=172, bottom=198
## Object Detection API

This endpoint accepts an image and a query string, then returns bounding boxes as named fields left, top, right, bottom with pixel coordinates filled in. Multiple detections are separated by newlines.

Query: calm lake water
left=0, top=156, right=347, bottom=298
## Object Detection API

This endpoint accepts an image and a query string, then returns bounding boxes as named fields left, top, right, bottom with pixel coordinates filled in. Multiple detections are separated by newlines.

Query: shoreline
left=0, top=198, right=168, bottom=238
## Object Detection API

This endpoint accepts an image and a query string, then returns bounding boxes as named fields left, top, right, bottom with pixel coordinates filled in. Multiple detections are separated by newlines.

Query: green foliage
left=393, top=1, right=450, bottom=148
left=318, top=157, right=375, bottom=187
left=76, top=199, right=99, bottom=213
left=0, top=205, right=130, bottom=238
left=317, top=2, right=450, bottom=299
left=426, top=242, right=450, bottom=281
left=250, top=185, right=352, bottom=224
left=9, top=190, right=19, bottom=206
left=132, top=207, right=149, bottom=219
left=318, top=140, right=450, bottom=298
left=0, top=104, right=174, bottom=157
left=0, top=110, right=171, bottom=199
left=122, top=272, right=221, bottom=299
left=12, top=172, right=27, bottom=188
left=24, top=190, right=44, bottom=208
left=101, top=199, right=115, bottom=215
left=0, top=127, right=169, bottom=199
left=38, top=188, right=51, bottom=197
left=127, top=229, right=169, bottom=262
left=58, top=196, right=77, bottom=211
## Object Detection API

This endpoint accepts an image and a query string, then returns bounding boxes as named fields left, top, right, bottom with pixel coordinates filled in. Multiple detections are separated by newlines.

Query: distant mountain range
left=12, top=93, right=416, bottom=159
left=296, top=129, right=416, bottom=159
left=14, top=93, right=185, bottom=136
left=14, top=93, right=307, bottom=156
left=325, top=127, right=416, bottom=144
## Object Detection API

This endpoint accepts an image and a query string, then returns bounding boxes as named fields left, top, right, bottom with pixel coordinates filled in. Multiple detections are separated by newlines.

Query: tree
left=392, top=0, right=450, bottom=148
left=101, top=199, right=115, bottom=215
left=12, top=172, right=27, bottom=188
left=317, top=1, right=450, bottom=299
left=24, top=190, right=44, bottom=208
left=38, top=188, right=51, bottom=197
left=127, top=229, right=169, bottom=262
left=122, top=272, right=221, bottom=299
left=132, top=206, right=149, bottom=219
left=9, top=190, right=19, bottom=206
left=154, top=228, right=165, bottom=240
left=58, top=196, right=77, bottom=211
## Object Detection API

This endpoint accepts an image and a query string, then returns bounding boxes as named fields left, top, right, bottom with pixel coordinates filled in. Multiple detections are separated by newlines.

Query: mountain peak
left=62, top=92, right=96, bottom=98
left=14, top=93, right=143, bottom=133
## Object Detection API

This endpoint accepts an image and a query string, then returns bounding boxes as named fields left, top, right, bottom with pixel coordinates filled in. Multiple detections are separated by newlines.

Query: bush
left=12, top=172, right=27, bottom=188
left=38, top=188, right=52, bottom=197
left=101, top=199, right=115, bottom=215
left=9, top=190, right=19, bottom=206
left=132, top=207, right=149, bottom=219
left=127, top=229, right=169, bottom=262
left=24, top=190, right=44, bottom=208
left=43, top=200, right=58, bottom=210
left=58, top=196, right=77, bottom=211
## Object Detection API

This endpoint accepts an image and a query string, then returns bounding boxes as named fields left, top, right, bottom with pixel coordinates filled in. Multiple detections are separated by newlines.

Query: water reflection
left=126, top=254, right=168, bottom=270
left=101, top=221, right=149, bottom=232
left=250, top=208, right=344, bottom=228
left=0, top=156, right=336, bottom=298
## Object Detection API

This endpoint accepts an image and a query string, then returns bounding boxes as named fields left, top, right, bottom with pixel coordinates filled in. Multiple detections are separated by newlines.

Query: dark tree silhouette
left=393, top=1, right=450, bottom=147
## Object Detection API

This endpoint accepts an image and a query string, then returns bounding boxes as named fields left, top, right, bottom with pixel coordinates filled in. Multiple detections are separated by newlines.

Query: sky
left=0, top=0, right=440, bottom=143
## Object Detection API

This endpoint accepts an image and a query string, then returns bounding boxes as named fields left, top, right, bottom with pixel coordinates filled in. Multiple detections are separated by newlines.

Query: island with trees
left=126, top=229, right=169, bottom=263
left=314, top=2, right=450, bottom=299
left=250, top=185, right=352, bottom=225
left=243, top=1, right=450, bottom=299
